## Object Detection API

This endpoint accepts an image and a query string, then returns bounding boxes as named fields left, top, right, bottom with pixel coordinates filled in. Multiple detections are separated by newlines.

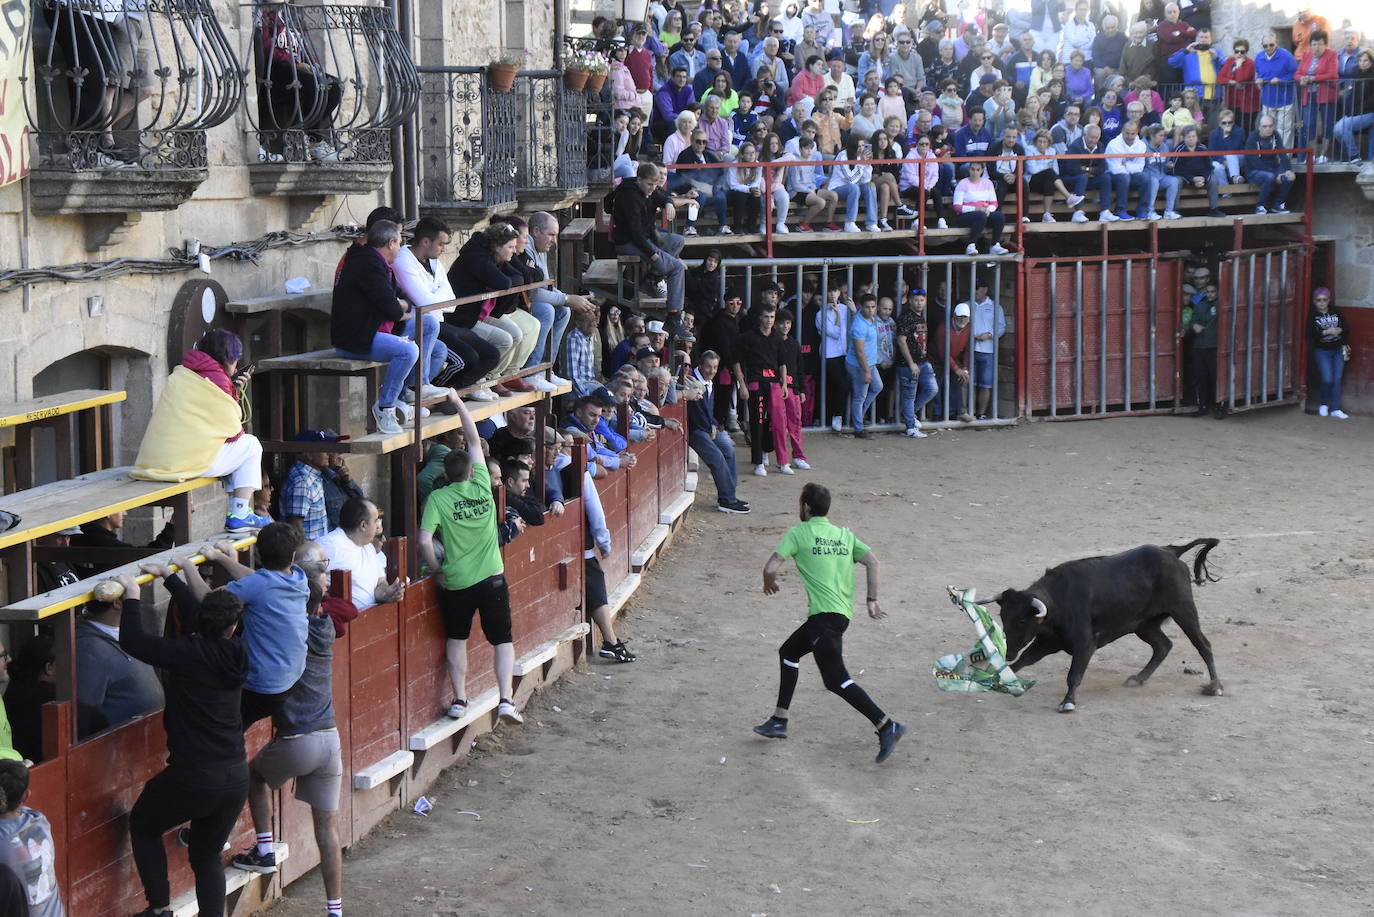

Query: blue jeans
left=690, top=427, right=738, bottom=501
left=615, top=240, right=685, bottom=312
left=1246, top=169, right=1294, bottom=208
left=1334, top=112, right=1374, bottom=159
left=1069, top=169, right=1113, bottom=214
left=1313, top=345, right=1344, bottom=409
left=897, top=362, right=938, bottom=428
left=395, top=313, right=447, bottom=387
left=337, top=332, right=419, bottom=408
left=845, top=361, right=882, bottom=431
left=524, top=299, right=570, bottom=368
left=834, top=182, right=877, bottom=223
left=1299, top=100, right=1337, bottom=152
left=1111, top=171, right=1155, bottom=217
left=1146, top=172, right=1180, bottom=213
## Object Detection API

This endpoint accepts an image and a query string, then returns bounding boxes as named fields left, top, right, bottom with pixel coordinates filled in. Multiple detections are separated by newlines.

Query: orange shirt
left=1291, top=13, right=1329, bottom=59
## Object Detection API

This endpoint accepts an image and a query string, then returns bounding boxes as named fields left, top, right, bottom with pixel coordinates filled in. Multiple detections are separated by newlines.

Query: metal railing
left=418, top=65, right=519, bottom=212
left=514, top=70, right=587, bottom=196
left=23, top=0, right=242, bottom=171
left=246, top=2, right=418, bottom=165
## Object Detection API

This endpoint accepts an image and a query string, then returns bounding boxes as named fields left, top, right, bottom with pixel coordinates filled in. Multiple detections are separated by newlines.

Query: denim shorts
left=973, top=350, right=996, bottom=388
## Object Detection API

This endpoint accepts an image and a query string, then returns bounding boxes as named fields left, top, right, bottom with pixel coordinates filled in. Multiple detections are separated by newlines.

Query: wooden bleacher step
left=225, top=290, right=332, bottom=315
left=630, top=524, right=670, bottom=571
left=513, top=622, right=591, bottom=676
left=659, top=490, right=693, bottom=525
left=254, top=349, right=386, bottom=374
left=408, top=687, right=501, bottom=751
left=0, top=389, right=125, bottom=429
left=169, top=843, right=289, bottom=917
left=606, top=572, right=642, bottom=621
left=352, top=750, right=414, bottom=790
left=583, top=259, right=620, bottom=287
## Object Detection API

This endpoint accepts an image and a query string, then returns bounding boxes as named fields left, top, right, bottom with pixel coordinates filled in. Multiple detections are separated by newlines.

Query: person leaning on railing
left=132, top=329, right=270, bottom=533
left=1333, top=51, right=1374, bottom=161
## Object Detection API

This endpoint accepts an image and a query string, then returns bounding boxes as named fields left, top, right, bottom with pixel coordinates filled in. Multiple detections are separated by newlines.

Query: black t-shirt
left=778, top=336, right=802, bottom=384
left=896, top=306, right=929, bottom=365
left=739, top=329, right=783, bottom=383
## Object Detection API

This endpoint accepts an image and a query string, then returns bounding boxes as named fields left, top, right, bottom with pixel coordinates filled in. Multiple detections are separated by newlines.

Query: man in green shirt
left=418, top=400, right=524, bottom=727
left=754, top=482, right=906, bottom=763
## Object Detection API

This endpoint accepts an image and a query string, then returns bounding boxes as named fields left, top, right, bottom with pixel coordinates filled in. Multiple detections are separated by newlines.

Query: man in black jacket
left=612, top=163, right=686, bottom=320
left=331, top=219, right=418, bottom=436
left=116, top=570, right=248, bottom=917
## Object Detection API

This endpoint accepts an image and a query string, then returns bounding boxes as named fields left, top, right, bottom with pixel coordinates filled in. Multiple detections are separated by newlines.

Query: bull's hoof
left=1057, top=701, right=1076, bottom=713
left=1200, top=681, right=1224, bottom=697
left=1124, top=675, right=1146, bottom=687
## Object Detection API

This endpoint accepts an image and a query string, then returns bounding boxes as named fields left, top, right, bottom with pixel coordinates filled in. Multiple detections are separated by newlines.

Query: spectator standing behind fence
left=1309, top=287, right=1349, bottom=419
left=965, top=278, right=1005, bottom=420
left=1244, top=114, right=1295, bottom=214
left=818, top=286, right=853, bottom=432
left=846, top=293, right=882, bottom=439
left=895, top=288, right=939, bottom=437
left=563, top=306, right=603, bottom=397
left=318, top=498, right=403, bottom=612
left=132, top=329, right=269, bottom=533
left=419, top=400, right=527, bottom=725
left=280, top=435, right=333, bottom=541
left=1219, top=39, right=1259, bottom=135
left=953, top=160, right=1009, bottom=256
left=116, top=569, right=248, bottom=917
left=226, top=543, right=347, bottom=917
left=740, top=302, right=787, bottom=476
left=1296, top=29, right=1339, bottom=164
left=0, top=760, right=63, bottom=916
left=774, top=309, right=811, bottom=471
left=1155, top=3, right=1197, bottom=85
left=1255, top=34, right=1298, bottom=146
left=1188, top=282, right=1222, bottom=418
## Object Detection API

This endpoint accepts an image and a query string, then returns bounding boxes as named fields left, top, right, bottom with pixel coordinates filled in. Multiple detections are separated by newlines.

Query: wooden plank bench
left=352, top=749, right=414, bottom=790
left=254, top=349, right=385, bottom=442
left=1, top=389, right=125, bottom=492
left=225, top=290, right=332, bottom=315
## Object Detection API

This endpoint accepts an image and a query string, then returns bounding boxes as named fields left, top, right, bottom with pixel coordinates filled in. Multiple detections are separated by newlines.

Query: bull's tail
left=1166, top=538, right=1221, bottom=585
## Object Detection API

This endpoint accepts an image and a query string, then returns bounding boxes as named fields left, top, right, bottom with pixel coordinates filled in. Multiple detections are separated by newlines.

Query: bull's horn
left=1030, top=597, right=1048, bottom=619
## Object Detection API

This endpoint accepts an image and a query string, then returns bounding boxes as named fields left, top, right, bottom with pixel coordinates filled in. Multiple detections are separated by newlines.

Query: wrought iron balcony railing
left=514, top=70, right=587, bottom=203
left=418, top=66, right=519, bottom=218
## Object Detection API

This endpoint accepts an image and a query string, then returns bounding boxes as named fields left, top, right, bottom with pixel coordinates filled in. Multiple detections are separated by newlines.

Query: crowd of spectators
left=593, top=0, right=1372, bottom=241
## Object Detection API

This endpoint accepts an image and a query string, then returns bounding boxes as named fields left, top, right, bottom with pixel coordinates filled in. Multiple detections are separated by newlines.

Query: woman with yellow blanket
left=132, top=330, right=271, bottom=533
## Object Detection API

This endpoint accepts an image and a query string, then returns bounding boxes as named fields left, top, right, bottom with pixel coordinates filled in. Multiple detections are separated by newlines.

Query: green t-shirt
left=420, top=460, right=504, bottom=591
left=775, top=516, right=870, bottom=619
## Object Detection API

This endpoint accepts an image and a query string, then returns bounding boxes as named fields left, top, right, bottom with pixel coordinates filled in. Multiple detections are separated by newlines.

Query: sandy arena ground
left=268, top=407, right=1372, bottom=917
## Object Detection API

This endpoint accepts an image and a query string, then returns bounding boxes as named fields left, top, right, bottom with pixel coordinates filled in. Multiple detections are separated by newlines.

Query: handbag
left=1342, top=343, right=1351, bottom=362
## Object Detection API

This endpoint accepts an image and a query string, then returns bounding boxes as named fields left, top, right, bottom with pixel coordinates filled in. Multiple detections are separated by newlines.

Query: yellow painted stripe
left=0, top=476, right=218, bottom=551
left=0, top=391, right=126, bottom=429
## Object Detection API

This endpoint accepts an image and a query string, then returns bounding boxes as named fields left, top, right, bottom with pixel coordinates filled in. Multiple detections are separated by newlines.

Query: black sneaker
left=753, top=716, right=788, bottom=738
left=717, top=498, right=751, bottom=514
left=131, top=909, right=173, bottom=917
left=599, top=640, right=637, bottom=662
left=231, top=847, right=278, bottom=874
left=875, top=719, right=907, bottom=763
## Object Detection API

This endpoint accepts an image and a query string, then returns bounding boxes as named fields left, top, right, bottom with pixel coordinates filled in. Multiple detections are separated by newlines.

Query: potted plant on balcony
left=488, top=51, right=520, bottom=92
left=563, top=49, right=591, bottom=92
left=580, top=51, right=611, bottom=94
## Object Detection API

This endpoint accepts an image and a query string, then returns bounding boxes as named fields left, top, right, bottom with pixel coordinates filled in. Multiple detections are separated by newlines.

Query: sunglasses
left=1220, top=119, right=1234, bottom=124
left=692, top=139, right=707, bottom=143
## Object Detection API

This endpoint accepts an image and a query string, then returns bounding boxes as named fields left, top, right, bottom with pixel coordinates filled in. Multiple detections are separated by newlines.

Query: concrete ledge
left=170, top=843, right=290, bottom=916
left=352, top=750, right=415, bottom=790
left=514, top=622, right=591, bottom=676
left=659, top=491, right=693, bottom=525
left=630, top=523, right=670, bottom=571
left=606, top=572, right=642, bottom=621
left=408, top=688, right=500, bottom=752
left=684, top=471, right=698, bottom=493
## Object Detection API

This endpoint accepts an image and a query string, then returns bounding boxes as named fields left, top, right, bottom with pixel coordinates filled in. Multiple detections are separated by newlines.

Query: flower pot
left=564, top=68, right=589, bottom=92
left=488, top=63, right=517, bottom=93
left=585, top=72, right=607, bottom=94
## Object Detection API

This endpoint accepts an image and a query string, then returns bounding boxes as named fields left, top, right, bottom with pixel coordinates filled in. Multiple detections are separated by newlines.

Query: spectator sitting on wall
left=180, top=523, right=309, bottom=729
left=0, top=759, right=64, bottom=916
left=612, top=163, right=688, bottom=318
left=446, top=223, right=540, bottom=393
left=417, top=400, right=527, bottom=726
left=318, top=498, right=402, bottom=612
left=964, top=277, right=1006, bottom=420
left=330, top=219, right=422, bottom=436
left=228, top=542, right=348, bottom=917
left=115, top=568, right=248, bottom=917
left=526, top=211, right=595, bottom=388
left=133, top=328, right=267, bottom=534
left=391, top=216, right=502, bottom=402
left=75, top=590, right=162, bottom=738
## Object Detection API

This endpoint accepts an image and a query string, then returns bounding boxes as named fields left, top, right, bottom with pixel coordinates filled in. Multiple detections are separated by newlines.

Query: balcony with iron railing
left=246, top=0, right=418, bottom=200
left=22, top=0, right=243, bottom=215
left=418, top=67, right=589, bottom=226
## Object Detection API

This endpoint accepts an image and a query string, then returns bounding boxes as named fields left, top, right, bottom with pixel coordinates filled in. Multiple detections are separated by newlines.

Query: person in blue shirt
left=1253, top=33, right=1299, bottom=146
left=652, top=67, right=696, bottom=141
left=952, top=109, right=992, bottom=177
left=845, top=294, right=882, bottom=438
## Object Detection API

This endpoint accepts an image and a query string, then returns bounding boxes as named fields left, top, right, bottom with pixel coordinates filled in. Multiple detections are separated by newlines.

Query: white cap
left=954, top=303, right=971, bottom=317
left=646, top=320, right=666, bottom=333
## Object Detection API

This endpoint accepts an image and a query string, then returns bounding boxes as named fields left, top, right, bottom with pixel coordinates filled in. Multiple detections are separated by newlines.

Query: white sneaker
left=830, top=416, right=842, bottom=432
left=527, top=376, right=558, bottom=392
left=776, top=463, right=795, bottom=474
left=394, top=402, right=429, bottom=425
left=1021, top=216, right=1031, bottom=223
left=936, top=218, right=948, bottom=229
left=446, top=700, right=468, bottom=719
left=1100, top=211, right=1119, bottom=222
left=775, top=223, right=789, bottom=233
left=547, top=373, right=570, bottom=387
left=497, top=700, right=524, bottom=724
left=989, top=243, right=1009, bottom=255
left=372, top=402, right=402, bottom=435
left=1071, top=210, right=1089, bottom=222
left=466, top=387, right=499, bottom=402
left=419, top=383, right=452, bottom=399
left=844, top=221, right=861, bottom=232
left=905, top=426, right=928, bottom=438
left=309, top=141, right=339, bottom=161
left=965, top=243, right=978, bottom=255
left=1067, top=193, right=1085, bottom=208
left=1255, top=205, right=1267, bottom=214
left=878, top=219, right=893, bottom=231
left=719, top=225, right=734, bottom=235
left=1331, top=409, right=1349, bottom=419
left=1042, top=212, right=1056, bottom=222
left=1319, top=404, right=1330, bottom=416
left=683, top=225, right=699, bottom=236
left=1144, top=211, right=1162, bottom=221
left=863, top=223, right=880, bottom=232
left=792, top=458, right=811, bottom=470
left=1163, top=210, right=1182, bottom=220
left=1316, top=155, right=1328, bottom=164
left=753, top=463, right=768, bottom=476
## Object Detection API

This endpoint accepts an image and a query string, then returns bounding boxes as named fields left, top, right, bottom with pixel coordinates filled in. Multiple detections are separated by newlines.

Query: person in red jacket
left=1219, top=38, right=1260, bottom=134
left=1297, top=29, right=1340, bottom=162
left=1154, top=2, right=1196, bottom=84
left=930, top=302, right=974, bottom=421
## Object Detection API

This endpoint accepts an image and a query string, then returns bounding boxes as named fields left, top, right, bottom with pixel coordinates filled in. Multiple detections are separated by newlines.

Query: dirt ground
left=267, top=407, right=1373, bottom=917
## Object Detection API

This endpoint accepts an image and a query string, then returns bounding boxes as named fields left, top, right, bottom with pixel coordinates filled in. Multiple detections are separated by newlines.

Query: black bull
left=994, top=538, right=1224, bottom=713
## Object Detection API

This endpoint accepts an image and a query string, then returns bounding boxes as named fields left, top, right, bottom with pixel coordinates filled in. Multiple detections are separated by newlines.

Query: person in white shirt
left=1058, top=0, right=1096, bottom=63
left=1104, top=119, right=1153, bottom=220
left=962, top=277, right=1006, bottom=419
left=391, top=217, right=500, bottom=401
left=827, top=134, right=879, bottom=232
left=822, top=53, right=856, bottom=108
left=317, top=498, right=402, bottom=611
left=952, top=160, right=1009, bottom=256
